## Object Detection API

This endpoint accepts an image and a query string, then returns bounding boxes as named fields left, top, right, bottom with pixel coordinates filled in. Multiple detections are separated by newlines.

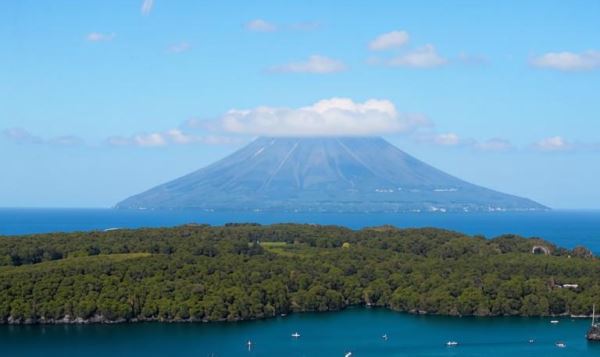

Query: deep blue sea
left=1, top=208, right=600, bottom=356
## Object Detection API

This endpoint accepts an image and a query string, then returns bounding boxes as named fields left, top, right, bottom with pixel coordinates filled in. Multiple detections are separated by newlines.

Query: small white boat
left=550, top=320, right=559, bottom=324
left=344, top=352, right=352, bottom=357
left=382, top=333, right=388, bottom=340
left=291, top=332, right=301, bottom=338
left=528, top=339, right=535, bottom=344
left=555, top=341, right=566, bottom=348
left=446, top=341, right=459, bottom=347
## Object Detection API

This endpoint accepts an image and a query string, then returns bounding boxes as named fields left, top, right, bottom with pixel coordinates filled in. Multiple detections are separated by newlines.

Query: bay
left=1, top=308, right=598, bottom=356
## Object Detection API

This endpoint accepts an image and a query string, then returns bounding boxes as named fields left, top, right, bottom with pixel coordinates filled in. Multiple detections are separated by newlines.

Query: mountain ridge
left=116, top=136, right=548, bottom=212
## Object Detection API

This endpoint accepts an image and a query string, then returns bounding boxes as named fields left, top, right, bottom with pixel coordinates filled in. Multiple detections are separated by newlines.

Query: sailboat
left=291, top=332, right=301, bottom=338
left=587, top=304, right=600, bottom=341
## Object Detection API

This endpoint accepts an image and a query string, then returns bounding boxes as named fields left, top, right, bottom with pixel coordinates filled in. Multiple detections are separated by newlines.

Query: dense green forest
left=0, top=224, right=598, bottom=324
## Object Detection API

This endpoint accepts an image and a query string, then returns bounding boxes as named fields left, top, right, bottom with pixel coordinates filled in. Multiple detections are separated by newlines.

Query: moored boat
left=587, top=304, right=600, bottom=341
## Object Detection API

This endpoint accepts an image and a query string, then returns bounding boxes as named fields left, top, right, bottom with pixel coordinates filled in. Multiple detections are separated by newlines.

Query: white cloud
left=86, top=32, right=116, bottom=42
left=168, top=42, right=191, bottom=53
left=141, top=0, right=154, bottom=16
left=535, top=136, right=571, bottom=151
left=164, top=129, right=195, bottom=144
left=216, top=98, right=431, bottom=137
left=270, top=55, right=347, bottom=74
left=106, top=129, right=242, bottom=148
left=388, top=44, right=447, bottom=68
left=369, top=30, right=409, bottom=51
left=245, top=19, right=277, bottom=32
left=531, top=50, right=600, bottom=71
left=135, top=133, right=168, bottom=147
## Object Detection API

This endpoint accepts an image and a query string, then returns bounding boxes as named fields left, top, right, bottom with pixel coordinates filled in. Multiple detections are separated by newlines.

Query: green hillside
left=0, top=224, right=597, bottom=324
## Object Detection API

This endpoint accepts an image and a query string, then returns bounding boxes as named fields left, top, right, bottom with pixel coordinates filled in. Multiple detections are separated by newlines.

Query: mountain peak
left=116, top=136, right=547, bottom=212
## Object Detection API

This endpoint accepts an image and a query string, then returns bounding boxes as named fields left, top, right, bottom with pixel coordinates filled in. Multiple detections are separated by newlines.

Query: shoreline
left=3, top=307, right=596, bottom=326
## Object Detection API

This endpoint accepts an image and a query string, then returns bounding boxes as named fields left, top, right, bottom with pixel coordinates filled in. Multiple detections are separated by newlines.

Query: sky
left=1, top=0, right=599, bottom=209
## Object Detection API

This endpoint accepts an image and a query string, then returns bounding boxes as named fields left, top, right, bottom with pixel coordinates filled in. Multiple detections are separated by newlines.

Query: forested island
left=0, top=224, right=598, bottom=324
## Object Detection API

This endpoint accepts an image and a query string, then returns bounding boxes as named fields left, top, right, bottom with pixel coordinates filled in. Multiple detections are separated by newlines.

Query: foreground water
left=1, top=308, right=598, bottom=356
left=1, top=208, right=600, bottom=252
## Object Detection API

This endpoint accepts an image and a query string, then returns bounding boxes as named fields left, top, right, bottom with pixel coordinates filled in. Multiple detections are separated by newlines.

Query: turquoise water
left=1, top=308, right=598, bottom=356
left=1, top=209, right=600, bottom=251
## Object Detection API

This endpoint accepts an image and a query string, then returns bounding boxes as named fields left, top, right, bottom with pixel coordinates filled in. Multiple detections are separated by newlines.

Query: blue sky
left=1, top=0, right=599, bottom=208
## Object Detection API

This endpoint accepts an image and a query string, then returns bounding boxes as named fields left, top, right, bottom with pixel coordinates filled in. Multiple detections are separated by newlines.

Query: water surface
left=1, top=308, right=598, bottom=356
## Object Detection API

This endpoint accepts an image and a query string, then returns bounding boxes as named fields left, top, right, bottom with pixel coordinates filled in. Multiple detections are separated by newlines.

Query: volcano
left=116, top=137, right=547, bottom=212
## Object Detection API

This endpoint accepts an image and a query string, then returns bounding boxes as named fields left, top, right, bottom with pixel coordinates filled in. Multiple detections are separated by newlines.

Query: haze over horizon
left=1, top=1, right=600, bottom=209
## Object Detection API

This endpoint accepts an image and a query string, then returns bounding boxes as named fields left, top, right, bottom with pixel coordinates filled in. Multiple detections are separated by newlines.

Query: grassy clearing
left=258, top=241, right=288, bottom=248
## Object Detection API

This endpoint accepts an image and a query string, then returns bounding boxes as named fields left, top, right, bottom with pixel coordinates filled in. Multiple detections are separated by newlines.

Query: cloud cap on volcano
left=218, top=98, right=430, bottom=137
